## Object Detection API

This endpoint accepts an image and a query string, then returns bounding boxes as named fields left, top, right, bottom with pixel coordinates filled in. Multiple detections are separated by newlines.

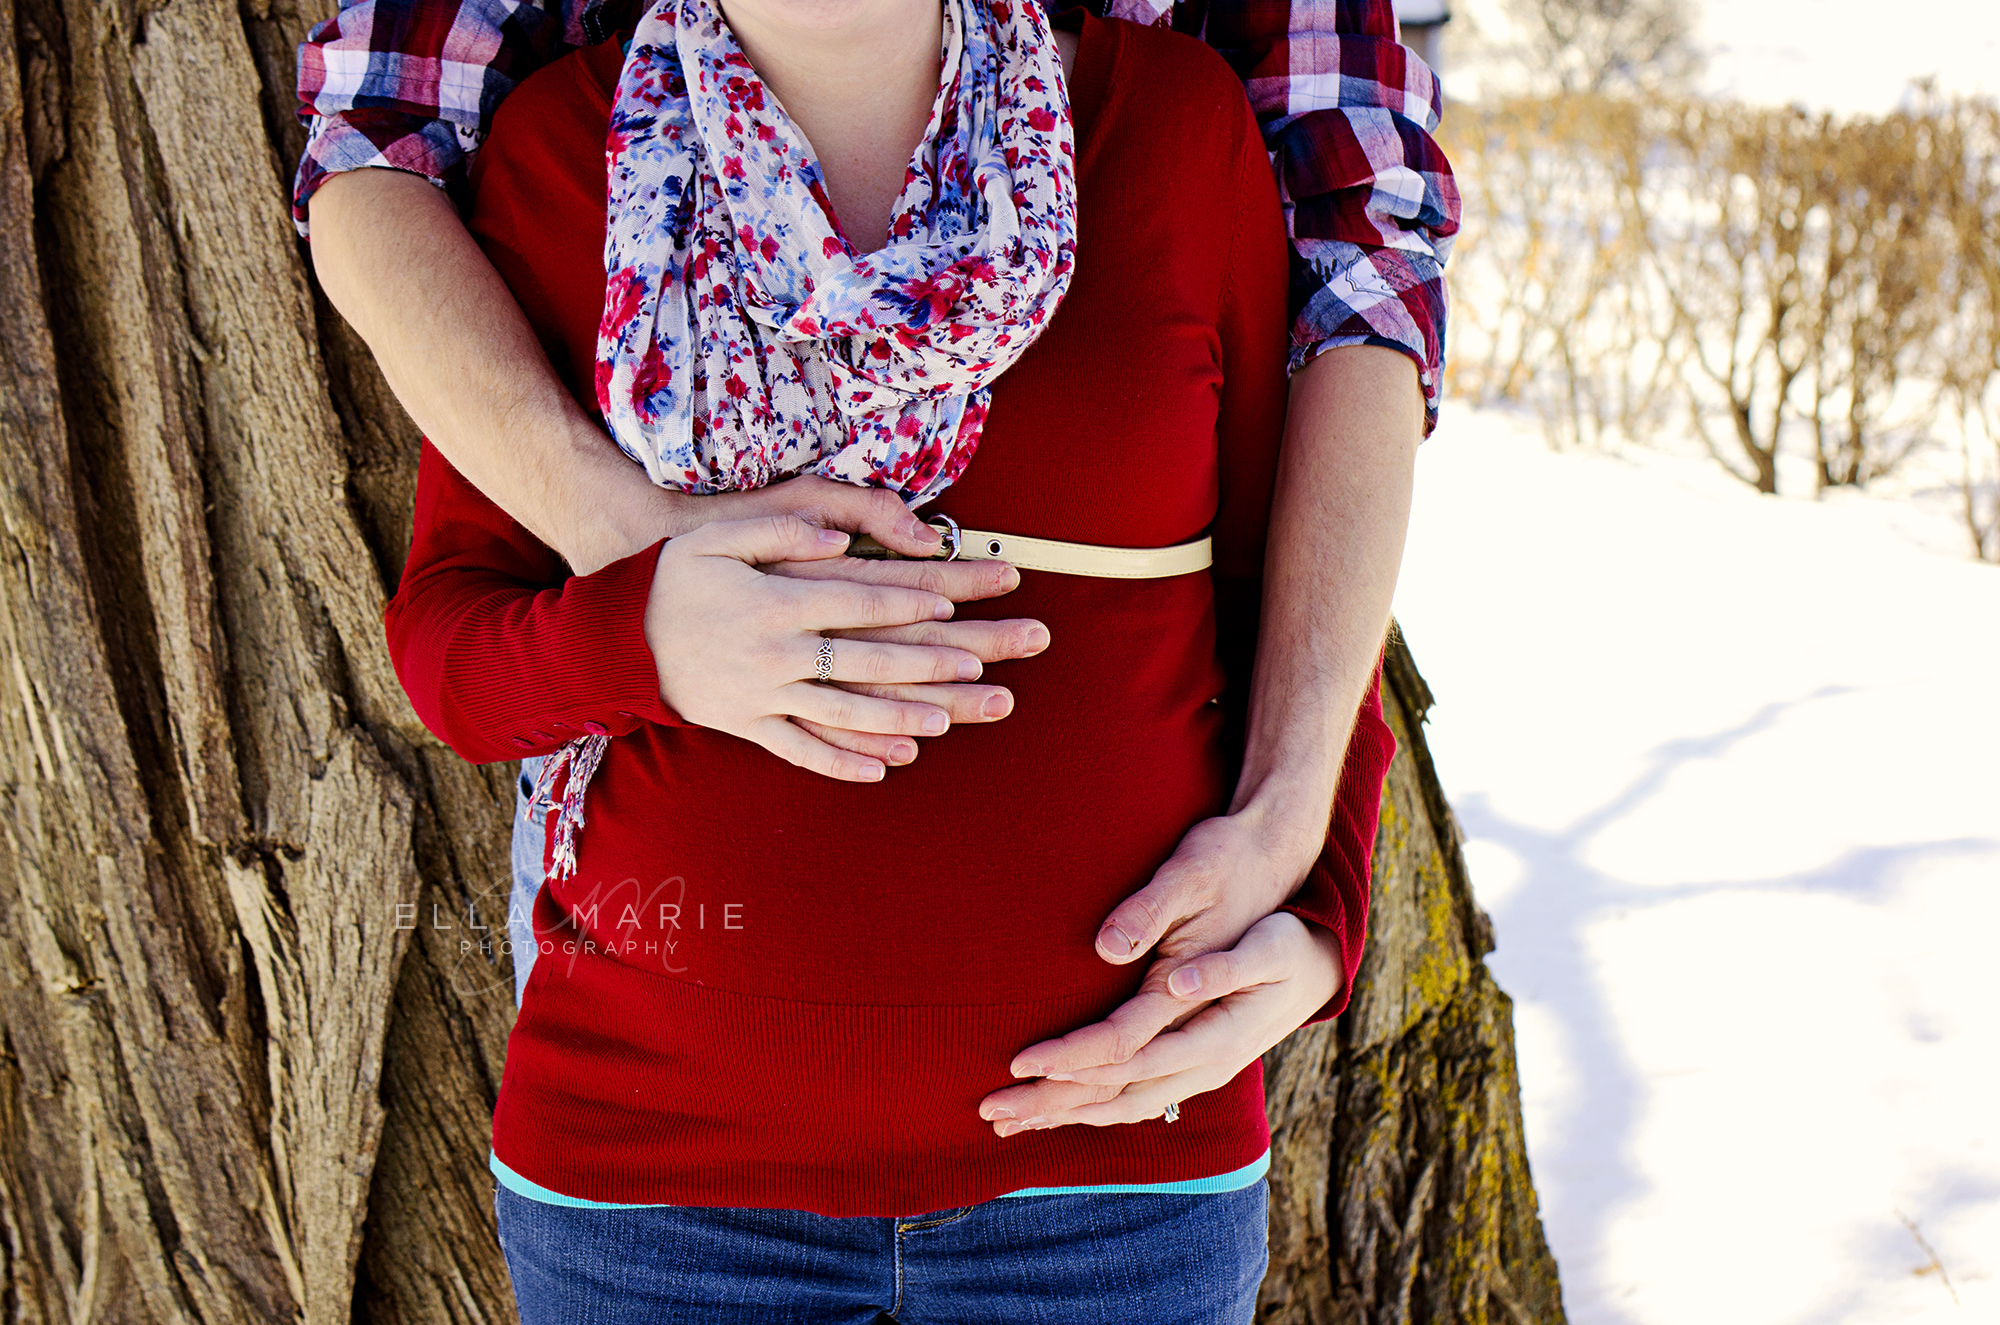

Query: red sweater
left=384, top=12, right=1396, bottom=1214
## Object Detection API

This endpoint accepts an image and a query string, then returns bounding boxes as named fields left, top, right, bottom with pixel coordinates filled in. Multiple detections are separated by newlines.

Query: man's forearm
left=308, top=169, right=670, bottom=573
left=1229, top=344, right=1421, bottom=870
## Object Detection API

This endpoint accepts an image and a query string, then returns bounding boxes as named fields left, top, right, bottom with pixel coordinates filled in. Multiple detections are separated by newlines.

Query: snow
left=1391, top=407, right=2000, bottom=1323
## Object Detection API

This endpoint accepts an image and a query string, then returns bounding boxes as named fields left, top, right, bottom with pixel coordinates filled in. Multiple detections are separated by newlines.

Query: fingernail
left=1025, top=624, right=1049, bottom=653
left=1012, top=1062, right=1040, bottom=1078
left=1022, top=1116, right=1048, bottom=1129
left=981, top=692, right=1011, bottom=718
left=957, top=658, right=982, bottom=681
left=858, top=762, right=885, bottom=781
left=921, top=711, right=948, bottom=735
left=820, top=528, right=848, bottom=545
left=911, top=519, right=942, bottom=545
left=1045, top=1072, right=1074, bottom=1082
left=1098, top=922, right=1134, bottom=958
left=932, top=600, right=954, bottom=621
left=890, top=741, right=917, bottom=763
left=1169, top=966, right=1203, bottom=997
left=987, top=1106, right=1016, bottom=1121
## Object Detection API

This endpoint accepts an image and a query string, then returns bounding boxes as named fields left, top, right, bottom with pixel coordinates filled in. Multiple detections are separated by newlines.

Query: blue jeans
left=509, top=757, right=548, bottom=1005
left=494, top=1178, right=1269, bottom=1323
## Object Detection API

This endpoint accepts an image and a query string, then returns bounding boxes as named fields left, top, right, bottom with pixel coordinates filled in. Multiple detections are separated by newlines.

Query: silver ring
left=813, top=637, right=835, bottom=682
left=1162, top=1100, right=1180, bottom=1124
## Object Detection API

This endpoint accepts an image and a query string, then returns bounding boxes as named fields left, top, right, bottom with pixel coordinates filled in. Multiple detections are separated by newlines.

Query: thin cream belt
left=847, top=514, right=1212, bottom=579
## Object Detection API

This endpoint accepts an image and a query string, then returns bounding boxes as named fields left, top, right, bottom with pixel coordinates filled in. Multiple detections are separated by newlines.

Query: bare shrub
left=1797, top=107, right=1958, bottom=490
left=1445, top=82, right=2000, bottom=536
left=1440, top=94, right=1680, bottom=449
left=1637, top=101, right=1821, bottom=493
left=1502, top=0, right=1702, bottom=96
left=1936, top=99, right=2000, bottom=560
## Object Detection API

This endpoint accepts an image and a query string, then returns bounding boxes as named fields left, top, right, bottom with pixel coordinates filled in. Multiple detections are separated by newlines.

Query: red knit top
left=384, top=11, right=1396, bottom=1215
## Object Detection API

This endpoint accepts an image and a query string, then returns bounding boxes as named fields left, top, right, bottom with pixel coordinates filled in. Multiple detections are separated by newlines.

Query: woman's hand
left=761, top=552, right=1045, bottom=767
left=976, top=911, right=1343, bottom=1134
left=643, top=515, right=1048, bottom=781
left=643, top=475, right=1048, bottom=774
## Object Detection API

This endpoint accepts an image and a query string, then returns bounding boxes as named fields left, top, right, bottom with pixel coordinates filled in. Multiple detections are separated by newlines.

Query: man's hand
left=1015, top=806, right=1318, bottom=1057
left=974, top=806, right=1318, bottom=1130
left=979, top=912, right=1343, bottom=1133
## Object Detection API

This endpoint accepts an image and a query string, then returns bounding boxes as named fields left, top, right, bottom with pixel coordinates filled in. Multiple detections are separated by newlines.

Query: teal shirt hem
left=490, top=1146, right=1270, bottom=1209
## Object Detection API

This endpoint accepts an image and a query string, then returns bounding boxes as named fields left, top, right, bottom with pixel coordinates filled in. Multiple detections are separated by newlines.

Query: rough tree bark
left=0, top=1, right=1564, bottom=1320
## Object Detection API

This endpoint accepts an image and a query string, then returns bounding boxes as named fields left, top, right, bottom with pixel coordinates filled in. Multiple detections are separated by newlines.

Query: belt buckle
left=923, top=513, right=962, bottom=562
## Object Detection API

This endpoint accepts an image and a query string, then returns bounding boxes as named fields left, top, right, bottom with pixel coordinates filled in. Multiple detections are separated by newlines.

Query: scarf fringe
left=532, top=734, right=610, bottom=882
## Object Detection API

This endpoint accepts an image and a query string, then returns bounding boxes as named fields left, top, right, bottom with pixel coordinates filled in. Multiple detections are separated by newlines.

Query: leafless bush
left=1503, top=0, right=1702, bottom=96
left=1935, top=98, right=2000, bottom=560
left=1796, top=106, right=1960, bottom=489
left=1635, top=100, right=1821, bottom=492
left=1443, top=85, right=2000, bottom=551
left=1441, top=94, right=1680, bottom=449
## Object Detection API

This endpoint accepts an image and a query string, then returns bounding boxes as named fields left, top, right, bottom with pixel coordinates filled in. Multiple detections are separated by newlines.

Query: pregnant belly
left=541, top=574, right=1234, bottom=1007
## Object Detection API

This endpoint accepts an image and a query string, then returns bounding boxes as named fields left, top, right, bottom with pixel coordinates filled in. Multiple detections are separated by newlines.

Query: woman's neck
left=719, top=0, right=945, bottom=253
left=718, top=0, right=1078, bottom=254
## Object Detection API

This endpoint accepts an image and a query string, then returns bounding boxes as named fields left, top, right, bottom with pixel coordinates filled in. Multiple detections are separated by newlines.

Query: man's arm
left=980, top=0, right=1446, bottom=1117
left=297, top=1, right=957, bottom=575
left=981, top=343, right=1418, bottom=1124
left=1200, top=0, right=1459, bottom=432
left=312, top=170, right=678, bottom=572
left=1220, top=340, right=1418, bottom=988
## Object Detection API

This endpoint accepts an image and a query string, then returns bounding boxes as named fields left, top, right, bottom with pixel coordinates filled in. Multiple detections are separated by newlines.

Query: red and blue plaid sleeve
left=294, top=0, right=1457, bottom=429
left=1158, top=0, right=1460, bottom=432
left=292, top=0, right=597, bottom=235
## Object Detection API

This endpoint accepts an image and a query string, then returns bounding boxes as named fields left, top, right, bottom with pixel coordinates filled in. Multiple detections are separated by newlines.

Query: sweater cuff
left=550, top=538, right=682, bottom=731
left=1278, top=662, right=1396, bottom=1026
left=1279, top=856, right=1365, bottom=1027
left=442, top=537, right=683, bottom=757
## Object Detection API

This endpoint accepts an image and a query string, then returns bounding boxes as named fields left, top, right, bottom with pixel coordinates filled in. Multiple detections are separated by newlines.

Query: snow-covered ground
left=1392, top=407, right=2000, bottom=1324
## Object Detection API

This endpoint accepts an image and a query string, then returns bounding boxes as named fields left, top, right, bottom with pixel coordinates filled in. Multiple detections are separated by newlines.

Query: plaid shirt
left=294, top=0, right=1458, bottom=427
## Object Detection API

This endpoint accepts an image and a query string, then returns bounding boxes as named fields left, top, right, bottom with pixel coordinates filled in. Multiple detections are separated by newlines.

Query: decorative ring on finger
left=814, top=637, right=835, bottom=682
left=1162, top=1100, right=1180, bottom=1124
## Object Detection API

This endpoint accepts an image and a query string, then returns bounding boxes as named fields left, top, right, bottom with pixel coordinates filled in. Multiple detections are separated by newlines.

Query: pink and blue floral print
left=534, top=0, right=1076, bottom=882
left=294, top=0, right=1457, bottom=435
left=595, top=0, right=1078, bottom=509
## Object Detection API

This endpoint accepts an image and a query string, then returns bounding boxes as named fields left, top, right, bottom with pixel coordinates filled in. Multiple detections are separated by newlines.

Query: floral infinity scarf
left=539, top=0, right=1079, bottom=881
left=596, top=0, right=1078, bottom=504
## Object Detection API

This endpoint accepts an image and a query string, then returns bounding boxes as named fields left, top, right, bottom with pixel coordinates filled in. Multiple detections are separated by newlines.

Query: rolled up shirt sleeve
left=1189, top=0, right=1461, bottom=433
left=292, top=0, right=590, bottom=234
left=294, top=0, right=1458, bottom=436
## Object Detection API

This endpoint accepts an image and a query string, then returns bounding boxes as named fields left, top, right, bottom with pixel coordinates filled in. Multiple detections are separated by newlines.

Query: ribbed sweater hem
left=493, top=957, right=1274, bottom=1217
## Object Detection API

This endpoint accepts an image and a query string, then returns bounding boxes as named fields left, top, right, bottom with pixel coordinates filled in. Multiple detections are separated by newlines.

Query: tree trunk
left=1256, top=634, right=1565, bottom=1324
left=0, top=3, right=1564, bottom=1321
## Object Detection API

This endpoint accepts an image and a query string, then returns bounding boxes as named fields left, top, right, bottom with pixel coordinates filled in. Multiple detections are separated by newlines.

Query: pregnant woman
left=382, top=0, right=1399, bottom=1316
